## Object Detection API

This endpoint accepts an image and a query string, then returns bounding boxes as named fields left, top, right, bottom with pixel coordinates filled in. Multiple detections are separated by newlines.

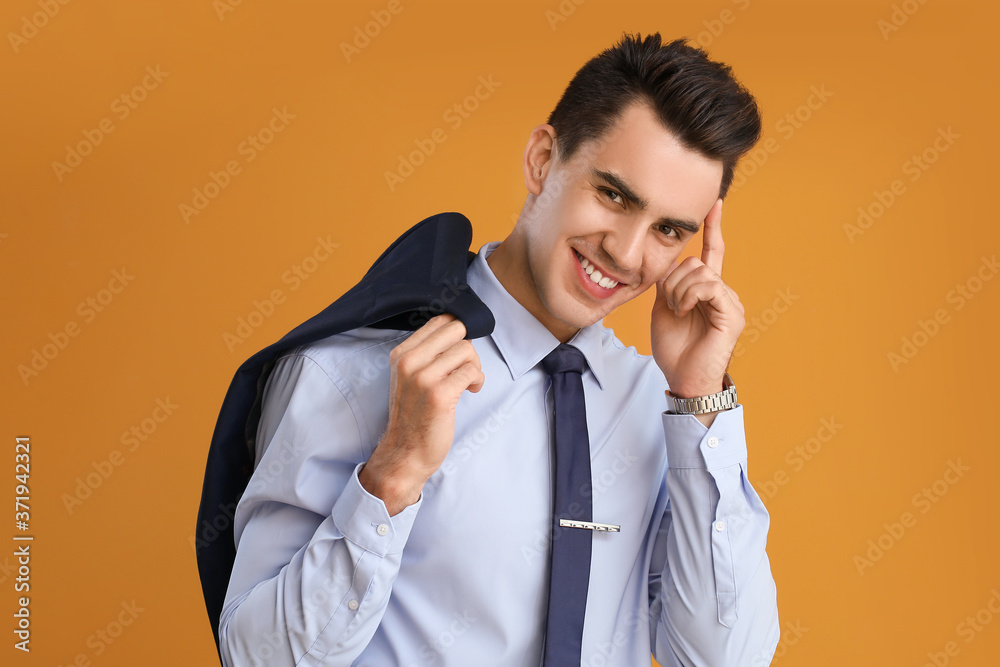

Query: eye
left=657, top=225, right=681, bottom=239
left=598, top=187, right=624, bottom=207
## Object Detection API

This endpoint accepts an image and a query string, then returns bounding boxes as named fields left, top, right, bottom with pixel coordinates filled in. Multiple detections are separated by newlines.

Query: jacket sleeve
left=218, top=351, right=420, bottom=667
left=648, top=405, right=781, bottom=666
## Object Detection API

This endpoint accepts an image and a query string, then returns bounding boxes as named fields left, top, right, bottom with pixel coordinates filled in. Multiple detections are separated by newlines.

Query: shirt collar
left=466, top=241, right=607, bottom=391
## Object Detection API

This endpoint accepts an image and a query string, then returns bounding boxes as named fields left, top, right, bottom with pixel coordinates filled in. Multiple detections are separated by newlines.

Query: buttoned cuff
left=661, top=404, right=748, bottom=471
left=331, top=463, right=422, bottom=556
left=662, top=404, right=750, bottom=629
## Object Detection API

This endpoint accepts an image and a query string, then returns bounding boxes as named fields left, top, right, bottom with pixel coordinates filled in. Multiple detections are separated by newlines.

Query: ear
left=522, top=123, right=557, bottom=197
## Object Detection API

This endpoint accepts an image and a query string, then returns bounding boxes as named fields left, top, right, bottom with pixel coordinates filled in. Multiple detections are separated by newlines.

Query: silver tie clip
left=559, top=519, right=621, bottom=532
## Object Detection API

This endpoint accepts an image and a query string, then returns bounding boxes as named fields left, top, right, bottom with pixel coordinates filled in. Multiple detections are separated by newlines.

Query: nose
left=601, top=222, right=645, bottom=282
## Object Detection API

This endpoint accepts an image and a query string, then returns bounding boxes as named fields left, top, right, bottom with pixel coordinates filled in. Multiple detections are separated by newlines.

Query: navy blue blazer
left=195, top=211, right=496, bottom=656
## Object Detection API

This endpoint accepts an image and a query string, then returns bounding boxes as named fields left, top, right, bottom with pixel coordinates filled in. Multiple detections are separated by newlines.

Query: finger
left=701, top=198, right=725, bottom=276
left=725, top=284, right=743, bottom=307
left=454, top=360, right=487, bottom=394
left=665, top=263, right=718, bottom=313
left=429, top=340, right=484, bottom=392
left=660, top=257, right=702, bottom=306
left=393, top=314, right=466, bottom=364
left=428, top=339, right=481, bottom=377
left=655, top=259, right=681, bottom=306
left=674, top=279, right=734, bottom=317
left=408, top=313, right=458, bottom=342
left=662, top=257, right=680, bottom=280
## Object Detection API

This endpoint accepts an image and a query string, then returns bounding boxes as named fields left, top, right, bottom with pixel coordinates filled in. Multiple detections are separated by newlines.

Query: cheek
left=560, top=187, right=608, bottom=229
left=648, top=253, right=681, bottom=284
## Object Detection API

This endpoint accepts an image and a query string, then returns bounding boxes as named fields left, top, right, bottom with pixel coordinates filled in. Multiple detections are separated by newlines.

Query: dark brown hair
left=546, top=32, right=761, bottom=200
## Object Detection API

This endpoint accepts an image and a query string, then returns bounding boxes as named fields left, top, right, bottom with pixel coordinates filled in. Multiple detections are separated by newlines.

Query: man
left=220, top=32, right=779, bottom=666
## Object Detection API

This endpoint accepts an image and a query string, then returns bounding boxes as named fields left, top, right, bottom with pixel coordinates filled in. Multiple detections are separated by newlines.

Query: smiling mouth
left=573, top=249, right=624, bottom=290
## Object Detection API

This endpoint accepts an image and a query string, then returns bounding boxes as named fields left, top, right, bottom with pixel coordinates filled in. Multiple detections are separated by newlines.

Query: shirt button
left=714, top=520, right=726, bottom=532
left=707, top=437, right=719, bottom=448
left=376, top=523, right=389, bottom=536
left=348, top=599, right=359, bottom=611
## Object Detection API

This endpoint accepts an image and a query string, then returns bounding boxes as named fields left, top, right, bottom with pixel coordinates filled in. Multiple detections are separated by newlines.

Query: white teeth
left=575, top=251, right=618, bottom=289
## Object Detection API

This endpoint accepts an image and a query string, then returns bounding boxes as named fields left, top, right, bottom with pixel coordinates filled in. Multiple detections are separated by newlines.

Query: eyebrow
left=590, top=167, right=702, bottom=235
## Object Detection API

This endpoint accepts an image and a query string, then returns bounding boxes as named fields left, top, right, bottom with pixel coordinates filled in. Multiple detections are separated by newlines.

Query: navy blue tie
left=540, top=343, right=592, bottom=665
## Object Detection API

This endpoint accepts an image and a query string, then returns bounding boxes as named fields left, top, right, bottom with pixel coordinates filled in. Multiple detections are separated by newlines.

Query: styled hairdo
left=545, top=32, right=762, bottom=199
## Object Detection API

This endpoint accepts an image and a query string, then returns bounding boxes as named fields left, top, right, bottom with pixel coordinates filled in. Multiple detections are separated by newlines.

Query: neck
left=486, top=229, right=580, bottom=344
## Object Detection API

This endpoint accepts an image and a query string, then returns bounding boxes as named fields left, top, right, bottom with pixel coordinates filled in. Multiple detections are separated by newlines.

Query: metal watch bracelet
left=664, top=372, right=737, bottom=415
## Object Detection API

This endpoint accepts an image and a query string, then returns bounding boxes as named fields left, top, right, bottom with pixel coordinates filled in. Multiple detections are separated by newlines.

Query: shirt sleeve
left=648, top=404, right=781, bottom=666
left=218, top=351, right=421, bottom=667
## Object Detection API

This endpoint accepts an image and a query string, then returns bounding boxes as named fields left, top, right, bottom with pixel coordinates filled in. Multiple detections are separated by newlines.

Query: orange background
left=2, top=0, right=998, bottom=664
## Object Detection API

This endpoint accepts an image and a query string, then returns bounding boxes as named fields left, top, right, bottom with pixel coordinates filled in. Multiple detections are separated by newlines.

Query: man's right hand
left=359, top=313, right=485, bottom=516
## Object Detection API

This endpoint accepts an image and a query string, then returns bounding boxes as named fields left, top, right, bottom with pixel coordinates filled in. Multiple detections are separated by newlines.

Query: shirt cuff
left=331, top=462, right=422, bottom=556
left=661, top=404, right=748, bottom=470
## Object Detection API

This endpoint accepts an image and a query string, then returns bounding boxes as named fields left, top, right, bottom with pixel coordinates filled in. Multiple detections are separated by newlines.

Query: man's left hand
left=651, top=198, right=745, bottom=400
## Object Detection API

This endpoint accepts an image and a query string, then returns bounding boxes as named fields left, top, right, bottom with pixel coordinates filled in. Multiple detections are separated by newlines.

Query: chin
left=560, top=297, right=611, bottom=330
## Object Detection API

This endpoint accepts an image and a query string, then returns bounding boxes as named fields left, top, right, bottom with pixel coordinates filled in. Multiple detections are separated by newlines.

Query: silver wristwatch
left=664, top=372, right=737, bottom=415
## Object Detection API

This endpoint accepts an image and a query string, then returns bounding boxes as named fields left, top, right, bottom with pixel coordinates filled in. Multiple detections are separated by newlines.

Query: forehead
left=567, top=101, right=723, bottom=215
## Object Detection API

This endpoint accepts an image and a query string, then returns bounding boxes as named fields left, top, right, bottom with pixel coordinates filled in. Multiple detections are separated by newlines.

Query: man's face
left=495, top=100, right=724, bottom=342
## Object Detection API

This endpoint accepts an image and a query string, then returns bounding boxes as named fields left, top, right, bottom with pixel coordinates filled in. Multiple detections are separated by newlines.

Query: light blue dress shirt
left=219, top=240, right=780, bottom=666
